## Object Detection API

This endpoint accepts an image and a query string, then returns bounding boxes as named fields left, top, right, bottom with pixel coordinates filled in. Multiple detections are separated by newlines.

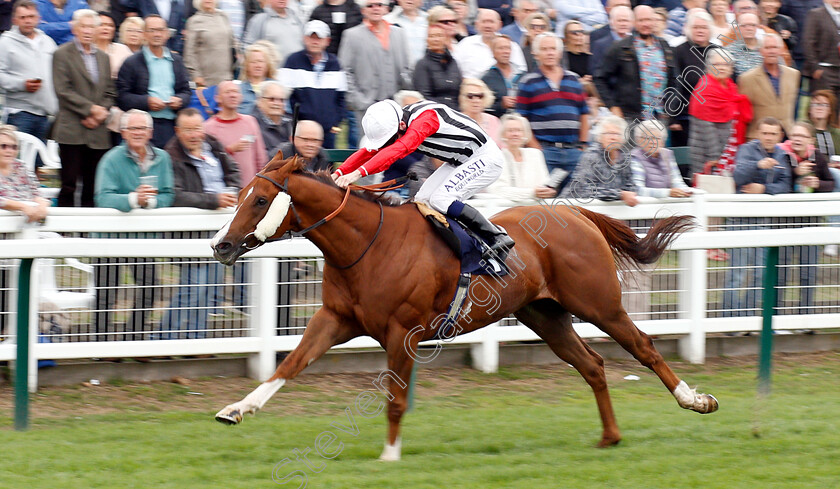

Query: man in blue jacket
left=733, top=117, right=792, bottom=195
left=34, top=0, right=89, bottom=45
left=281, top=20, right=346, bottom=149
left=116, top=14, right=191, bottom=148
left=724, top=116, right=792, bottom=317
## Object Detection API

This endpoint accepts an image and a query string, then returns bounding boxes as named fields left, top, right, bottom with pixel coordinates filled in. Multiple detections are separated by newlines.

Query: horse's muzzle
left=212, top=241, right=243, bottom=266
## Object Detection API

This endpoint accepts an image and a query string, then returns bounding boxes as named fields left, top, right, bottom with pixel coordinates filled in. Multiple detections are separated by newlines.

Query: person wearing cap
left=332, top=99, right=515, bottom=259
left=280, top=19, right=346, bottom=149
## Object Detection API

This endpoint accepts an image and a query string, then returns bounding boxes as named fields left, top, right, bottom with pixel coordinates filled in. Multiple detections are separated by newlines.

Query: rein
left=255, top=173, right=410, bottom=270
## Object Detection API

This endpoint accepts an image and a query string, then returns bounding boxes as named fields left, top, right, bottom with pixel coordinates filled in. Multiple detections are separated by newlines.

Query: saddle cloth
left=414, top=202, right=508, bottom=277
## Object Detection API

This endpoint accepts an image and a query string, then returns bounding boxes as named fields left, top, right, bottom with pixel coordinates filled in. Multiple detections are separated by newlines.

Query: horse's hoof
left=215, top=407, right=243, bottom=425
left=596, top=436, right=622, bottom=448
left=378, top=438, right=402, bottom=461
left=698, top=394, right=719, bottom=414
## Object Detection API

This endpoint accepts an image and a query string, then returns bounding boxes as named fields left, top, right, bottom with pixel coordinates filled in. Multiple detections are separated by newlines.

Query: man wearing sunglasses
left=339, top=0, right=412, bottom=140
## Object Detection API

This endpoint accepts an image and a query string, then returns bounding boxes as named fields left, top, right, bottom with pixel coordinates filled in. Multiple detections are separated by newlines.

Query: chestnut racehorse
left=210, top=154, right=718, bottom=461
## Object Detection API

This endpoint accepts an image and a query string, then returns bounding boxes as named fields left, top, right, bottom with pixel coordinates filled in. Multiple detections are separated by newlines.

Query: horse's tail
left=577, top=208, right=696, bottom=266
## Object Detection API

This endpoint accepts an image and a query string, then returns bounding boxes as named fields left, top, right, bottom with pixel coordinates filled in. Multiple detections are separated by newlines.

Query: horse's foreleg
left=215, top=308, right=359, bottom=425
left=378, top=328, right=417, bottom=462
left=516, top=301, right=622, bottom=447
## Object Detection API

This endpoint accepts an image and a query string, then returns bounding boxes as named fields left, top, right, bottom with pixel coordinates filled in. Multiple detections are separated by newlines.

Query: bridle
left=254, top=172, right=410, bottom=270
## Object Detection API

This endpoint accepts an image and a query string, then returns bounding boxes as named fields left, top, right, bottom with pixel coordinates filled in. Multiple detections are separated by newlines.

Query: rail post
left=14, top=258, right=33, bottom=431
left=758, top=246, right=779, bottom=396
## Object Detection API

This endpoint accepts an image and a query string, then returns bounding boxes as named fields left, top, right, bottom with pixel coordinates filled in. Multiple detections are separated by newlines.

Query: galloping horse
left=210, top=154, right=718, bottom=461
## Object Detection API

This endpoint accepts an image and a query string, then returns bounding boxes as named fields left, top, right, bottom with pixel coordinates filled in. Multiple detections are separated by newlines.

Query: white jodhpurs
left=413, top=143, right=504, bottom=213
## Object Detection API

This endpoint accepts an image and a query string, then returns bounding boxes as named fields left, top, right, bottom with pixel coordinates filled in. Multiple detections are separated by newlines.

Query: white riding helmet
left=361, top=100, right=403, bottom=151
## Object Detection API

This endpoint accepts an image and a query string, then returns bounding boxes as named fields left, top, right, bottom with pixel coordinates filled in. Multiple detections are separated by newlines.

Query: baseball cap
left=304, top=20, right=331, bottom=39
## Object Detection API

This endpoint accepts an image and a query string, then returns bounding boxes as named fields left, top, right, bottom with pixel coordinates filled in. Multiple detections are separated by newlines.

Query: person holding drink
left=93, top=109, right=174, bottom=341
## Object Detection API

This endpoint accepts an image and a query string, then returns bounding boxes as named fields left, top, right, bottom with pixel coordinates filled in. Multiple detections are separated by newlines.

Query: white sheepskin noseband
left=254, top=192, right=292, bottom=241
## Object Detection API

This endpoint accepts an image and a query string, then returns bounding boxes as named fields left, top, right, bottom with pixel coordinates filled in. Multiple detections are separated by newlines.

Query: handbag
left=694, top=173, right=735, bottom=194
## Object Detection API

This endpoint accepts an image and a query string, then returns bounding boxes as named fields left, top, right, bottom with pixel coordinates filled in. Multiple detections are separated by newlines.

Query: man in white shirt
left=453, top=8, right=526, bottom=79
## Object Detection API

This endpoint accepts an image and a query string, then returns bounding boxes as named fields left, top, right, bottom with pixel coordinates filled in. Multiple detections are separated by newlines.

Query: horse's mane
left=295, top=169, right=405, bottom=207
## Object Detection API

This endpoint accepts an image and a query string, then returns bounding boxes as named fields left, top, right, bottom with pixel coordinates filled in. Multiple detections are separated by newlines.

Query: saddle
left=414, top=202, right=508, bottom=277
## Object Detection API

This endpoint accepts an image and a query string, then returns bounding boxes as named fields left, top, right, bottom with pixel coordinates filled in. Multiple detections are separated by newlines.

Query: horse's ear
left=263, top=150, right=287, bottom=173
left=289, top=154, right=306, bottom=172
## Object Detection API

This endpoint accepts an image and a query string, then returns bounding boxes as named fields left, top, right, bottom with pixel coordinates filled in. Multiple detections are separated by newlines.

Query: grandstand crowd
left=1, top=0, right=839, bottom=206
left=1, top=0, right=840, bottom=340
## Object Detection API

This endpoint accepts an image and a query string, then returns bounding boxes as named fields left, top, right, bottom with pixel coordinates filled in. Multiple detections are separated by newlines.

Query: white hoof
left=215, top=404, right=245, bottom=425
left=673, top=381, right=719, bottom=414
left=379, top=438, right=402, bottom=462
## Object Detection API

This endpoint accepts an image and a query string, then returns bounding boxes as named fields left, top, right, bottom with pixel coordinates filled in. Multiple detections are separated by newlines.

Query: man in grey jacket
left=338, top=0, right=411, bottom=135
left=0, top=0, right=57, bottom=143
left=243, top=0, right=303, bottom=67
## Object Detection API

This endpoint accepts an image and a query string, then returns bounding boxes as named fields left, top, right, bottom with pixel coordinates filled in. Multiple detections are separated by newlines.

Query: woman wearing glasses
left=459, top=78, right=504, bottom=149
left=0, top=125, right=50, bottom=223
left=521, top=12, right=550, bottom=72
left=562, top=20, right=591, bottom=82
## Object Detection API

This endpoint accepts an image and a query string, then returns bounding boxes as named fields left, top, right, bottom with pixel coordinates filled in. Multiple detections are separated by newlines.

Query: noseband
left=254, top=172, right=408, bottom=270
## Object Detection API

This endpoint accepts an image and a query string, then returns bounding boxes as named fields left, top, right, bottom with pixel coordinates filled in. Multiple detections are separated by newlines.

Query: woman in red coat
left=687, top=48, right=753, bottom=177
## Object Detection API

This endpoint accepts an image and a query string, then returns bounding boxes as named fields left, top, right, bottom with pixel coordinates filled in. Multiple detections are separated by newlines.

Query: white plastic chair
left=15, top=131, right=61, bottom=200
left=36, top=232, right=95, bottom=310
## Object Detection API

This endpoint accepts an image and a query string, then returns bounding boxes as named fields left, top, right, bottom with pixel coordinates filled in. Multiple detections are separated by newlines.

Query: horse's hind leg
left=587, top=306, right=718, bottom=415
left=215, top=308, right=360, bottom=425
left=515, top=300, right=622, bottom=447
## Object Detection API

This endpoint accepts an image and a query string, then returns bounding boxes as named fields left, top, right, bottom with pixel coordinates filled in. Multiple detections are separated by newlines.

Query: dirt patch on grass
left=1, top=351, right=837, bottom=422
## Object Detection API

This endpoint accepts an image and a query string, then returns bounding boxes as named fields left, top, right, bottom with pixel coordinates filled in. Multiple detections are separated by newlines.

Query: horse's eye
left=256, top=197, right=268, bottom=207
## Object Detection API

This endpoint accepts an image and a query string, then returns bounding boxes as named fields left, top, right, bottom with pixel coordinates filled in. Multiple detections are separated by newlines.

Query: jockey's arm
left=334, top=111, right=440, bottom=178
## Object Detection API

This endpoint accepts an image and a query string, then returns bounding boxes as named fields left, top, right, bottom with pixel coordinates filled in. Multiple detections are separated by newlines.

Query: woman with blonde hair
left=486, top=114, right=557, bottom=201
left=238, top=41, right=279, bottom=115
left=118, top=16, right=145, bottom=53
left=184, top=0, right=238, bottom=87
left=459, top=78, right=503, bottom=148
left=427, top=5, right=460, bottom=49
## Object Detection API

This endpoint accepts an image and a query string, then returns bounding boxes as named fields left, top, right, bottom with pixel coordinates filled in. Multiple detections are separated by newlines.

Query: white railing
left=1, top=193, right=839, bottom=392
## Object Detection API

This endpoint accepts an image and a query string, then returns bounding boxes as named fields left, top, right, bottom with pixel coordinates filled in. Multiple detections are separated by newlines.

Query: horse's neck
left=295, top=186, right=383, bottom=266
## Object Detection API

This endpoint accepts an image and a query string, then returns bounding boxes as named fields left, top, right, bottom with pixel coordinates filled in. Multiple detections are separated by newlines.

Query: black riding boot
left=450, top=202, right=515, bottom=259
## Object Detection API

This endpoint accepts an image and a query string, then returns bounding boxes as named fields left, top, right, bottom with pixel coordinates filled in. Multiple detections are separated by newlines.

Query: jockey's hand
left=334, top=170, right=362, bottom=188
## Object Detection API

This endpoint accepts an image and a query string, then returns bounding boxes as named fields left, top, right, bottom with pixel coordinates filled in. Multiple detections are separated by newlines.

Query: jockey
left=332, top=99, right=515, bottom=259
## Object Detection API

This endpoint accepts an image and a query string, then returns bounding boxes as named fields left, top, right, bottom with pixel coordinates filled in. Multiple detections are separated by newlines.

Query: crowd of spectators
left=2, top=0, right=840, bottom=333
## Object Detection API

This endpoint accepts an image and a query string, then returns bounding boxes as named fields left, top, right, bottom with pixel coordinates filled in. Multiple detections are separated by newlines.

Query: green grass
left=2, top=355, right=840, bottom=488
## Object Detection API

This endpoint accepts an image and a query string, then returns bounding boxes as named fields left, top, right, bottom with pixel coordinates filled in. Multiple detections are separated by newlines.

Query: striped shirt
left=74, top=38, right=99, bottom=83
left=515, top=70, right=588, bottom=144
left=402, top=101, right=490, bottom=166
